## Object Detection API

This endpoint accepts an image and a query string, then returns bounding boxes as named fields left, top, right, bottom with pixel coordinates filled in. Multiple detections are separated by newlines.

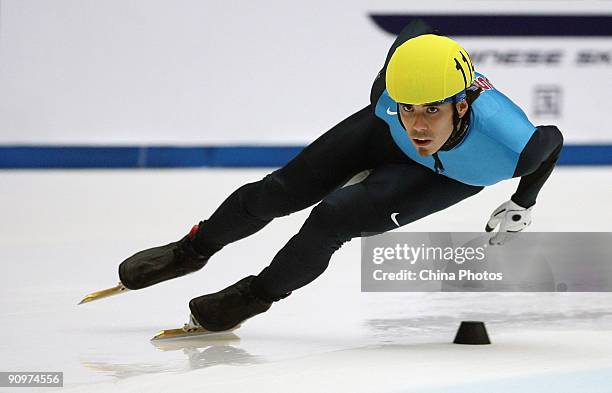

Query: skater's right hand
left=485, top=199, right=532, bottom=245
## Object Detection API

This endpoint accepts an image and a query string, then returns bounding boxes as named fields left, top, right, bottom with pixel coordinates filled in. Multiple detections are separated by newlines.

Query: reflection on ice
left=81, top=360, right=171, bottom=380
left=81, top=335, right=261, bottom=380
left=179, top=345, right=260, bottom=370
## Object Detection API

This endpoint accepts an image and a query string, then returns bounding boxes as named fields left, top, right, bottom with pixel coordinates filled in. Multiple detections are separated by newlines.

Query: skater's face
left=398, top=101, right=469, bottom=156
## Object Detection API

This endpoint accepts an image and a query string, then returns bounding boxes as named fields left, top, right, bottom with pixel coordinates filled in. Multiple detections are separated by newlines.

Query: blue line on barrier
left=0, top=145, right=609, bottom=168
left=369, top=14, right=612, bottom=37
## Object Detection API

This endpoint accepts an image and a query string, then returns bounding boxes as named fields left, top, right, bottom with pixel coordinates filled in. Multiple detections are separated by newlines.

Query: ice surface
left=1, top=167, right=611, bottom=392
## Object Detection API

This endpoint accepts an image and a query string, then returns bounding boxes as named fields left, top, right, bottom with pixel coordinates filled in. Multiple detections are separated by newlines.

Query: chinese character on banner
left=533, top=86, right=562, bottom=117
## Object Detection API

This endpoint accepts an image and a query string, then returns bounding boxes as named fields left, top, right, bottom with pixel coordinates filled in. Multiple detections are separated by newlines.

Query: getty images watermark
left=361, top=233, right=612, bottom=292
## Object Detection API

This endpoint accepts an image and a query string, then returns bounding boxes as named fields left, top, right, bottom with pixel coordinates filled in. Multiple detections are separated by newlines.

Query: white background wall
left=0, top=0, right=610, bottom=144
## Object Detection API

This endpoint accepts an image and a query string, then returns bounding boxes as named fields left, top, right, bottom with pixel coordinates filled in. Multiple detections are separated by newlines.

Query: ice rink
left=1, top=167, right=611, bottom=392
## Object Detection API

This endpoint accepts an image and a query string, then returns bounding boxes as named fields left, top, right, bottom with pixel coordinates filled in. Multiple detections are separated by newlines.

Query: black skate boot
left=189, top=276, right=286, bottom=332
left=118, top=225, right=211, bottom=290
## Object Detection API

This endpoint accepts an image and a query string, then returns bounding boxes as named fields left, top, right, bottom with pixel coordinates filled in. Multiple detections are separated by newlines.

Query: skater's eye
left=401, top=104, right=413, bottom=112
left=426, top=106, right=439, bottom=114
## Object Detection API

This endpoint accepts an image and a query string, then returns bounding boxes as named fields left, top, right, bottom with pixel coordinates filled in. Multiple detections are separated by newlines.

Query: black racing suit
left=191, top=20, right=563, bottom=301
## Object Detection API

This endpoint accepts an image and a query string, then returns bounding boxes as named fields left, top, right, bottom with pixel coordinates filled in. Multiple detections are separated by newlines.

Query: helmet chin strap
left=439, top=103, right=469, bottom=151
left=438, top=82, right=483, bottom=152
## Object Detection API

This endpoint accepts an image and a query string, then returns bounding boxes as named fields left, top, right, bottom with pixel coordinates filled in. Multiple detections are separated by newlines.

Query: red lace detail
left=188, top=224, right=199, bottom=239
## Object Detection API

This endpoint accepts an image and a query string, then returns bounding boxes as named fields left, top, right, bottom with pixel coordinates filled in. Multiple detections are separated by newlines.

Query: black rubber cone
left=453, top=321, right=491, bottom=345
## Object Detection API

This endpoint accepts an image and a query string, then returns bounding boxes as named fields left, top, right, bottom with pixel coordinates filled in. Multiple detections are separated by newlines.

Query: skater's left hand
left=485, top=199, right=532, bottom=245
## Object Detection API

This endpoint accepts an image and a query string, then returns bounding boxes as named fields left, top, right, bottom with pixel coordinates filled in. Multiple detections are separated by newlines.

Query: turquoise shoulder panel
left=374, top=72, right=537, bottom=186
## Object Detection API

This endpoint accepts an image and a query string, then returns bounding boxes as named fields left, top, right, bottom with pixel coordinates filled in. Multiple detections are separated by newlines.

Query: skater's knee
left=243, top=173, right=307, bottom=220
left=307, top=200, right=350, bottom=239
left=306, top=186, right=376, bottom=242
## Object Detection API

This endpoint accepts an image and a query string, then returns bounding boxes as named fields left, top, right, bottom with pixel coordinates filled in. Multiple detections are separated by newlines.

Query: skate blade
left=151, top=325, right=241, bottom=341
left=151, top=333, right=240, bottom=351
left=78, top=282, right=129, bottom=305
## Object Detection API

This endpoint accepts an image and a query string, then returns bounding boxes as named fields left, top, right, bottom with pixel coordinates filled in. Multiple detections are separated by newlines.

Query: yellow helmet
left=385, top=34, right=475, bottom=105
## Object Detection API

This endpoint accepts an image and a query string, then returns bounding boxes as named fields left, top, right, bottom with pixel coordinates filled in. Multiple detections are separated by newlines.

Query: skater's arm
left=511, top=125, right=564, bottom=208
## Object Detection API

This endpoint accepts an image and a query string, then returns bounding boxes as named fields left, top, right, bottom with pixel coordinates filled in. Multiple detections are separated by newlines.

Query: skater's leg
left=251, top=163, right=484, bottom=300
left=188, top=163, right=483, bottom=331
left=190, top=105, right=395, bottom=257
left=117, top=106, right=396, bottom=290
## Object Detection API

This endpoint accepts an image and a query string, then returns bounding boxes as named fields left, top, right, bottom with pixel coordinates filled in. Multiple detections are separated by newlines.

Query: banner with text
left=0, top=1, right=610, bottom=144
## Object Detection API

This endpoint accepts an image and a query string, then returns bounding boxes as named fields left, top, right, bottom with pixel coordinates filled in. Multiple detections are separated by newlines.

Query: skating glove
left=485, top=200, right=532, bottom=245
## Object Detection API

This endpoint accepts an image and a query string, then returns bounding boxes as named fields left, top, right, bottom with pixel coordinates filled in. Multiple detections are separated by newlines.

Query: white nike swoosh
left=386, top=107, right=397, bottom=116
left=391, top=212, right=400, bottom=227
